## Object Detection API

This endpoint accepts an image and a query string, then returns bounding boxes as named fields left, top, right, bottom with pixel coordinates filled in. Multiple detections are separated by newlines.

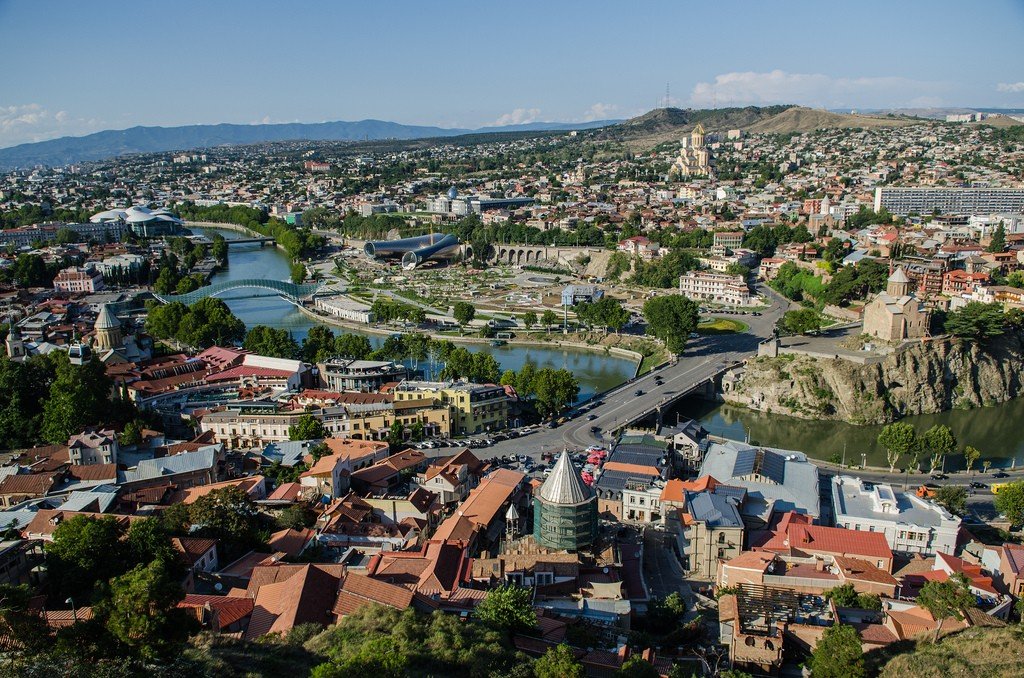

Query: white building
left=315, top=296, right=374, bottom=323
left=874, top=187, right=1024, bottom=216
left=831, top=475, right=961, bottom=556
left=678, top=271, right=752, bottom=306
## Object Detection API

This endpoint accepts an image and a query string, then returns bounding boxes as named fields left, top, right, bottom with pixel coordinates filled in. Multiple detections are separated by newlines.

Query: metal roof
left=538, top=452, right=592, bottom=506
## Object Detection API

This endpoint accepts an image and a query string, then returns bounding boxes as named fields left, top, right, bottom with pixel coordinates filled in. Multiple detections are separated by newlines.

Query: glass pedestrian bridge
left=153, top=278, right=324, bottom=305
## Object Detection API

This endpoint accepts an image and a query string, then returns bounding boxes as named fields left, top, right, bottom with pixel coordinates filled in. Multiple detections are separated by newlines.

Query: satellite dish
left=602, top=567, right=609, bottom=574
left=214, top=582, right=223, bottom=592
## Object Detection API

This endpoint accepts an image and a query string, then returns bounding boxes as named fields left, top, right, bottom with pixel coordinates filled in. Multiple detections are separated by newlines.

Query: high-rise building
left=874, top=187, right=1024, bottom=216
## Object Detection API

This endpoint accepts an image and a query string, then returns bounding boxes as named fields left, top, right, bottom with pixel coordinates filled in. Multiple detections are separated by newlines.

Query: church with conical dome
left=533, top=452, right=598, bottom=550
left=862, top=265, right=928, bottom=342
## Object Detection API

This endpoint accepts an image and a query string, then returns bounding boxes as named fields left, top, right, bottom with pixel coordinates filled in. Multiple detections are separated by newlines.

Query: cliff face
left=724, top=335, right=1024, bottom=424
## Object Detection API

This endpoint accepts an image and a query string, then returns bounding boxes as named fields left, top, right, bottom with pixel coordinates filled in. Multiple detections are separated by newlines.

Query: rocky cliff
left=724, top=335, right=1024, bottom=424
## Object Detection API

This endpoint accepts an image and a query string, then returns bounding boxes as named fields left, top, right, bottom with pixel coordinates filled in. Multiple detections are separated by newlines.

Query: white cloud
left=581, top=102, right=619, bottom=121
left=492, top=108, right=541, bottom=126
left=997, top=82, right=1024, bottom=93
left=0, top=103, right=101, bottom=147
left=688, top=70, right=947, bottom=109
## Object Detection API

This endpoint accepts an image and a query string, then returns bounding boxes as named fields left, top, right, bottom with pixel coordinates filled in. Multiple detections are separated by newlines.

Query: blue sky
left=1, top=0, right=1022, bottom=147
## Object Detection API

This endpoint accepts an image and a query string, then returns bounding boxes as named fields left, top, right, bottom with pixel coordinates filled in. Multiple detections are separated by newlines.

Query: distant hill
left=746, top=106, right=919, bottom=134
left=600, top=105, right=923, bottom=149
left=0, top=118, right=619, bottom=170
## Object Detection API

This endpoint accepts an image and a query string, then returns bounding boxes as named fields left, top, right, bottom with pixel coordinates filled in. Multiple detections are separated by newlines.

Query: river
left=675, top=396, right=1024, bottom=471
left=192, top=227, right=636, bottom=402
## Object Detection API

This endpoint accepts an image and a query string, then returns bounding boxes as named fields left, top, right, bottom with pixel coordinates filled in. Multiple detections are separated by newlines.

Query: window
left=718, top=548, right=725, bottom=559
left=718, top=532, right=726, bottom=544
left=535, top=572, right=554, bottom=586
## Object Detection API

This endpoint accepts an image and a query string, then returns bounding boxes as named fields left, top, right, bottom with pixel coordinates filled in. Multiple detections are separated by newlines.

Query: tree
left=41, top=353, right=120, bottom=445
left=922, top=424, right=957, bottom=474
left=523, top=311, right=538, bottom=331
left=289, top=413, right=326, bottom=441
left=780, top=308, right=823, bottom=335
left=809, top=624, right=864, bottom=678
left=174, top=297, right=245, bottom=348
left=145, top=301, right=188, bottom=339
left=453, top=301, right=476, bottom=334
left=97, top=559, right=190, bottom=659
left=642, top=295, right=700, bottom=354
left=534, top=643, right=584, bottom=678
left=917, top=574, right=976, bottom=642
left=152, top=265, right=180, bottom=295
left=184, top=486, right=262, bottom=557
left=211, top=233, right=229, bottom=265
left=531, top=368, right=580, bottom=418
left=302, top=325, right=337, bottom=363
left=335, top=333, right=373, bottom=360
left=934, top=485, right=967, bottom=515
left=995, top=480, right=1024, bottom=526
left=0, top=354, right=55, bottom=448
left=290, top=261, right=307, bottom=284
left=45, top=515, right=127, bottom=602
left=387, top=421, right=405, bottom=448
left=0, top=583, right=51, bottom=652
left=243, top=325, right=299, bottom=359
left=12, top=253, right=50, bottom=287
left=964, top=445, right=982, bottom=473
left=54, top=226, right=81, bottom=244
left=475, top=584, right=537, bottom=633
left=988, top=222, right=1006, bottom=253
left=118, top=420, right=143, bottom=447
left=944, top=302, right=1005, bottom=342
left=278, top=504, right=316, bottom=530
left=618, top=655, right=660, bottom=678
left=541, top=309, right=558, bottom=334
left=125, top=517, right=177, bottom=568
left=878, top=422, right=917, bottom=473
left=823, top=583, right=859, bottom=607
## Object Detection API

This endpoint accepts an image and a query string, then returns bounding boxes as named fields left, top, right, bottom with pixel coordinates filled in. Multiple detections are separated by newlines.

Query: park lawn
left=698, top=318, right=749, bottom=335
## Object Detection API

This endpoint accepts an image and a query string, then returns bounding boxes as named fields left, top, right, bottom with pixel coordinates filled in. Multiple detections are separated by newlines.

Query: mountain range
left=0, top=118, right=619, bottom=170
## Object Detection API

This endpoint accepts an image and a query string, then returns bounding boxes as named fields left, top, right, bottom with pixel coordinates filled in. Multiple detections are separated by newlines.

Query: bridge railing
left=153, top=278, right=323, bottom=305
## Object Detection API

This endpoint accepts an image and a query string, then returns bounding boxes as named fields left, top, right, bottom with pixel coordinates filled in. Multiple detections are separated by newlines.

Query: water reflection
left=678, top=397, right=1024, bottom=470
left=193, top=227, right=635, bottom=402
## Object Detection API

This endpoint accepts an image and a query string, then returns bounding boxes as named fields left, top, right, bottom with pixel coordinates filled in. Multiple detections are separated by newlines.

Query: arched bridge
left=153, top=278, right=324, bottom=305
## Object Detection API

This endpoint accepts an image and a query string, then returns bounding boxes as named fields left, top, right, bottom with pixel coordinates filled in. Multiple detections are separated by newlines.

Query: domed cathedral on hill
left=862, top=265, right=928, bottom=342
left=670, top=123, right=713, bottom=179
left=533, top=452, right=598, bottom=551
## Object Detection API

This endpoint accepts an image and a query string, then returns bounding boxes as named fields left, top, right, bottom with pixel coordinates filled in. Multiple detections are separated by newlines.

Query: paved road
left=483, top=284, right=790, bottom=461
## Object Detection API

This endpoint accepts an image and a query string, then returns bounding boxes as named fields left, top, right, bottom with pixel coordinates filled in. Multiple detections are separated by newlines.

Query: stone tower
left=5, top=322, right=25, bottom=361
left=887, top=266, right=911, bottom=298
left=93, top=304, right=122, bottom=352
left=533, top=452, right=598, bottom=551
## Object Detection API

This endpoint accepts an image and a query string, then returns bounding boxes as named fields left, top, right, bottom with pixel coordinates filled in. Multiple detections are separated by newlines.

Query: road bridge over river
left=485, top=285, right=790, bottom=460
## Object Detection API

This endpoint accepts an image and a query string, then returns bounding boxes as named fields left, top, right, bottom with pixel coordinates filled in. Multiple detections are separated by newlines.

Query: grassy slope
left=870, top=626, right=1024, bottom=678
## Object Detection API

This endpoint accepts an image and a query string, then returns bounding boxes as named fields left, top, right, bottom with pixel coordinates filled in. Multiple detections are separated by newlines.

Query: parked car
left=931, top=473, right=948, bottom=480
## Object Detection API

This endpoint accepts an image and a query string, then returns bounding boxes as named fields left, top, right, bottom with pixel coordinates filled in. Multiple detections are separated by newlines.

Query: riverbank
left=187, top=221, right=292, bottom=256
left=295, top=303, right=649, bottom=372
left=725, top=333, right=1024, bottom=425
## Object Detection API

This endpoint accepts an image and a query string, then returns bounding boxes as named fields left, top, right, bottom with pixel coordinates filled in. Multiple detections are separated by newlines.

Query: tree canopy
left=809, top=624, right=865, bottom=678
left=474, top=585, right=537, bottom=633
left=642, top=295, right=699, bottom=354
